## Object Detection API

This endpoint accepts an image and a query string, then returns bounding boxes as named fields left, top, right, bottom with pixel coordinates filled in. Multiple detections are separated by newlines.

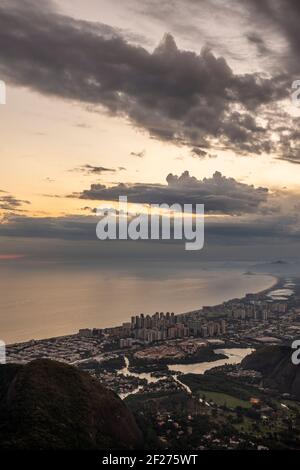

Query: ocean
left=0, top=261, right=276, bottom=344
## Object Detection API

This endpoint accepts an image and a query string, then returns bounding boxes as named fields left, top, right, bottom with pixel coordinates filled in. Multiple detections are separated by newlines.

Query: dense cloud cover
left=1, top=0, right=300, bottom=262
left=0, top=0, right=291, bottom=157
left=1, top=210, right=299, bottom=250
left=242, top=0, right=300, bottom=73
left=76, top=170, right=269, bottom=215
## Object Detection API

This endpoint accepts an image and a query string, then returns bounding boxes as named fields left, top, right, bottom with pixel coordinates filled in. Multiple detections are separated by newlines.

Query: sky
left=1, top=0, right=300, bottom=263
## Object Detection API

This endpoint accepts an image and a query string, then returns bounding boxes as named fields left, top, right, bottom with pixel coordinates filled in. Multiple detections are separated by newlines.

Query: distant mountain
left=249, top=259, right=300, bottom=276
left=241, top=346, right=300, bottom=398
left=0, top=359, right=143, bottom=450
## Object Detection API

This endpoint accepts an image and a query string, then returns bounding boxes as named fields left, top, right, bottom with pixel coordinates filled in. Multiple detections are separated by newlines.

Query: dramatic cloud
left=1, top=0, right=300, bottom=264
left=269, top=116, right=300, bottom=164
left=73, top=170, right=269, bottom=215
left=0, top=0, right=289, bottom=156
left=1, top=208, right=300, bottom=255
left=131, top=0, right=300, bottom=68
left=243, top=0, right=300, bottom=73
left=0, top=194, right=30, bottom=212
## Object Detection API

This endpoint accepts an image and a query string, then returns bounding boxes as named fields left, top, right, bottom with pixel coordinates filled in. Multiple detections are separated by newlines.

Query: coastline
left=6, top=272, right=280, bottom=347
left=252, top=273, right=279, bottom=295
left=181, top=272, right=279, bottom=317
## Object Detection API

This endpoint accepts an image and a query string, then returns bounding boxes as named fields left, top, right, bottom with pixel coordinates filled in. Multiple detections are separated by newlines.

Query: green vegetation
left=126, top=371, right=300, bottom=450
left=180, top=372, right=264, bottom=401
left=198, top=390, right=251, bottom=409
left=128, top=347, right=226, bottom=369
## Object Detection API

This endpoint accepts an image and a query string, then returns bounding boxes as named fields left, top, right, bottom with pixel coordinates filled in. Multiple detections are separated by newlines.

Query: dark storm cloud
left=242, top=0, right=300, bottom=73
left=1, top=210, right=300, bottom=250
left=73, top=170, right=269, bottom=215
left=258, top=0, right=300, bottom=50
left=135, top=0, right=300, bottom=69
left=0, top=0, right=288, bottom=155
left=128, top=0, right=253, bottom=61
left=205, top=214, right=300, bottom=245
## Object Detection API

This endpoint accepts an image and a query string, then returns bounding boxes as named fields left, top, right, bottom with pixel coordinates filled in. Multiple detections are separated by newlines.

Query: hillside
left=241, top=346, right=300, bottom=398
left=0, top=359, right=143, bottom=450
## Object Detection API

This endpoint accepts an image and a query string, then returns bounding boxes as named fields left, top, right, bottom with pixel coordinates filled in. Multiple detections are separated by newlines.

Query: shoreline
left=6, top=272, right=281, bottom=347
left=181, top=273, right=279, bottom=317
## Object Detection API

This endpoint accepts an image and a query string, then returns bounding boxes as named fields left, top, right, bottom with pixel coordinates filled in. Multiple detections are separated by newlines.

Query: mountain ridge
left=0, top=359, right=143, bottom=450
left=241, top=345, right=300, bottom=398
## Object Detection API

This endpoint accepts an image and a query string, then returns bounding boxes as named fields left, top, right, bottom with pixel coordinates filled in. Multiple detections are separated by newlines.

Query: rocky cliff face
left=0, top=359, right=143, bottom=450
left=242, top=345, right=300, bottom=398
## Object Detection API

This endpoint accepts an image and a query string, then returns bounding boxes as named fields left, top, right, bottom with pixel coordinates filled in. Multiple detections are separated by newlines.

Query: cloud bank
left=0, top=0, right=291, bottom=158
left=75, top=170, right=269, bottom=215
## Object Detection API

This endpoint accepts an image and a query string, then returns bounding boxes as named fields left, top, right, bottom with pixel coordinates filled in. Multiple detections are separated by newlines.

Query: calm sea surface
left=0, top=262, right=275, bottom=344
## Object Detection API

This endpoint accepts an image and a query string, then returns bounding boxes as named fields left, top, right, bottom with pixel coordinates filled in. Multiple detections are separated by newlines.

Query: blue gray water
left=0, top=262, right=276, bottom=344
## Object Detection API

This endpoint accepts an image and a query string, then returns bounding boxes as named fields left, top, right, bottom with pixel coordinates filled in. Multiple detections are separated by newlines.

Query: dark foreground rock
left=0, top=359, right=143, bottom=450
